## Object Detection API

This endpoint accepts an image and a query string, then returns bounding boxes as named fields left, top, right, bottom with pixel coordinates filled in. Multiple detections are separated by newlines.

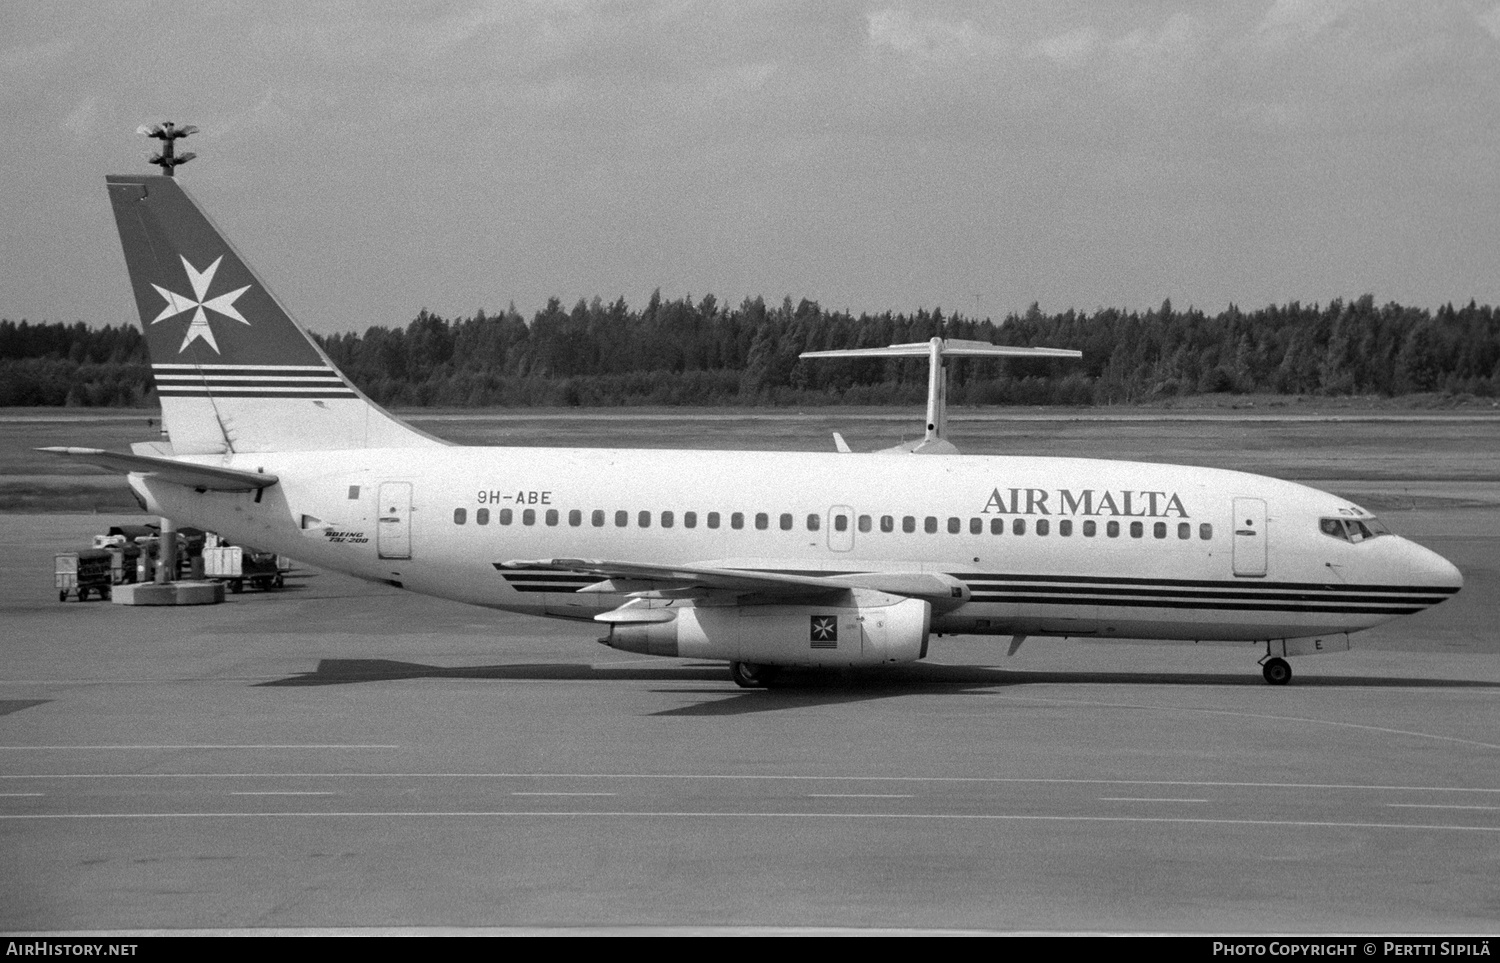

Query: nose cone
left=1397, top=537, right=1463, bottom=600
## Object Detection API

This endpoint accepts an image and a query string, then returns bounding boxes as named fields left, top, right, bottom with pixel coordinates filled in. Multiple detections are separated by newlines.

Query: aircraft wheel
left=230, top=579, right=243, bottom=594
left=59, top=590, right=68, bottom=602
left=729, top=661, right=780, bottom=689
left=1262, top=657, right=1292, bottom=686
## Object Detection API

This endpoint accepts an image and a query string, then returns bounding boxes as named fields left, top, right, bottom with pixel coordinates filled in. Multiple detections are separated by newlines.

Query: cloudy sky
left=3, top=1, right=1499, bottom=334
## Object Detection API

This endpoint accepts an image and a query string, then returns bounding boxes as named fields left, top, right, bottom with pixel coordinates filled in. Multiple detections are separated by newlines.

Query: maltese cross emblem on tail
left=150, top=254, right=251, bottom=353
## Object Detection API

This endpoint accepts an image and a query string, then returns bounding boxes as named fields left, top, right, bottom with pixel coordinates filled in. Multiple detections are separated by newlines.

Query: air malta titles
left=982, top=487, right=1190, bottom=518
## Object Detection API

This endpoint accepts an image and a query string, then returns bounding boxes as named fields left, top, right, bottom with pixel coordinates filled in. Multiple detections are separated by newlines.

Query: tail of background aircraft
left=106, top=175, right=442, bottom=455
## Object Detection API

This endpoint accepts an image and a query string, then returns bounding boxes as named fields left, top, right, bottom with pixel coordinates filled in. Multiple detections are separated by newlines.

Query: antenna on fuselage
left=799, top=337, right=1081, bottom=454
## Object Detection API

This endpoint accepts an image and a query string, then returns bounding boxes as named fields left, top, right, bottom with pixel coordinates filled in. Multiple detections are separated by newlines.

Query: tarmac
left=2, top=507, right=1497, bottom=935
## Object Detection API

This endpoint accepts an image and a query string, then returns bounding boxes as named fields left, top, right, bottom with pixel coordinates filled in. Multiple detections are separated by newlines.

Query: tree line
left=2, top=294, right=1497, bottom=407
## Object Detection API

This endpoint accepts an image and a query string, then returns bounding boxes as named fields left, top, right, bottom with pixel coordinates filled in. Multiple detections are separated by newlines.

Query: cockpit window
left=1319, top=516, right=1390, bottom=543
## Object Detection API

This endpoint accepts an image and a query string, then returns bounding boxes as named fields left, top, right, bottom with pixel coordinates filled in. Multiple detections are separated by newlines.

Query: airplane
left=44, top=174, right=1463, bottom=688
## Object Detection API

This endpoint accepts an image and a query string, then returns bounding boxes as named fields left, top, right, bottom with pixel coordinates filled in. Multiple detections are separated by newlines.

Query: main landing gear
left=1260, top=657, right=1292, bottom=686
left=729, top=661, right=781, bottom=689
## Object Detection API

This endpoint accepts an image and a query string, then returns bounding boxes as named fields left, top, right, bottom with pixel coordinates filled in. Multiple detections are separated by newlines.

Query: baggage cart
left=55, top=550, right=114, bottom=601
left=203, top=546, right=285, bottom=593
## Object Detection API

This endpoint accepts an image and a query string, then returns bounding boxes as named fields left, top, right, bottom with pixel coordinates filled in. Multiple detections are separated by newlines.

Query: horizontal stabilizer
left=800, top=337, right=1081, bottom=456
left=800, top=341, right=1081, bottom=360
left=38, top=447, right=278, bottom=492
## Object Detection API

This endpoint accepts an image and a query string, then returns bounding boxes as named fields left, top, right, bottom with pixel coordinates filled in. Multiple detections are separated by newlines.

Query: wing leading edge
left=498, top=558, right=970, bottom=614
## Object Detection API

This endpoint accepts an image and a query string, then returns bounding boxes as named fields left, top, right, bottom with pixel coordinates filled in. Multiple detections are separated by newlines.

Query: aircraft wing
left=499, top=558, right=969, bottom=607
left=499, top=558, right=845, bottom=597
left=38, top=447, right=279, bottom=492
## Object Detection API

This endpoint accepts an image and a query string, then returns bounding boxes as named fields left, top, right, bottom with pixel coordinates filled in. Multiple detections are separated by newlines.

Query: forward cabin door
left=377, top=482, right=413, bottom=560
left=827, top=505, right=855, bottom=552
left=1232, top=497, right=1267, bottom=578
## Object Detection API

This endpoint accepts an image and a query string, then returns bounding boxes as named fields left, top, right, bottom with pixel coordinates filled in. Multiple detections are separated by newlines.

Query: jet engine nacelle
left=602, top=590, right=931, bottom=668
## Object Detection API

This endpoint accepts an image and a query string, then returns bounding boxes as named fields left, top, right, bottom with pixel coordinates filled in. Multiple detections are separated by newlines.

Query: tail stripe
left=152, top=363, right=356, bottom=398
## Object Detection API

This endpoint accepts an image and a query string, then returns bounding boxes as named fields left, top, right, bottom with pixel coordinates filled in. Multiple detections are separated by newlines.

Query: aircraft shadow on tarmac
left=0, top=699, right=51, bottom=717
left=258, top=658, right=1500, bottom=714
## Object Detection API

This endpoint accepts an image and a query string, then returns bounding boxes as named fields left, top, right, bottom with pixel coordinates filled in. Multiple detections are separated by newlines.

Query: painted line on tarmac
left=1386, top=803, right=1500, bottom=811
left=512, top=792, right=617, bottom=797
left=977, top=692, right=1500, bottom=751
left=0, top=792, right=44, bottom=797
left=1099, top=797, right=1209, bottom=803
left=0, top=744, right=398, bottom=750
left=809, top=794, right=914, bottom=799
left=4, top=810, right=1500, bottom=834
left=229, top=791, right=336, bottom=796
left=3, top=772, right=1499, bottom=795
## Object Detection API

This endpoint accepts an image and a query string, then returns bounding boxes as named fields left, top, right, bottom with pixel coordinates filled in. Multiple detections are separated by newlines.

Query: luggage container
left=56, top=550, right=114, bottom=601
left=203, top=545, right=285, bottom=593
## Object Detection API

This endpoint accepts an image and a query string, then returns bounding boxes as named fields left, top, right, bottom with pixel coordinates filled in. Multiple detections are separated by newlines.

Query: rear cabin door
left=1232, top=497, right=1267, bottom=578
left=377, top=482, right=413, bottom=560
left=827, top=505, right=855, bottom=552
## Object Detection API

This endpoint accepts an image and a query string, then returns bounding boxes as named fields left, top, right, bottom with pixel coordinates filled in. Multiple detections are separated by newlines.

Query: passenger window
left=592, top=510, right=604, bottom=527
left=661, top=511, right=674, bottom=528
left=1011, top=518, right=1024, bottom=535
left=638, top=511, right=651, bottom=528
left=858, top=515, right=872, bottom=533
left=902, top=516, right=916, bottom=533
left=780, top=513, right=793, bottom=531
left=614, top=510, right=628, bottom=527
left=1199, top=523, right=1212, bottom=540
left=708, top=512, right=720, bottom=529
left=1107, top=521, right=1119, bottom=538
left=476, top=508, right=489, bottom=525
left=831, top=515, right=845, bottom=532
left=1153, top=522, right=1166, bottom=539
left=991, top=518, right=1004, bottom=535
left=1178, top=522, right=1191, bottom=540
left=756, top=513, right=769, bottom=530
left=1083, top=520, right=1096, bottom=537
left=545, top=509, right=559, bottom=526
left=500, top=508, right=513, bottom=525
left=1059, top=519, right=1072, bottom=536
left=567, top=509, right=580, bottom=527
left=947, top=517, right=961, bottom=534
left=924, top=516, right=938, bottom=534
left=453, top=508, right=466, bottom=525
left=881, top=515, right=895, bottom=533
left=731, top=512, right=744, bottom=530
left=523, top=509, right=536, bottom=526
left=684, top=512, right=697, bottom=529
left=1130, top=521, right=1143, bottom=538
left=1036, top=519, right=1049, bottom=536
left=970, top=518, right=982, bottom=535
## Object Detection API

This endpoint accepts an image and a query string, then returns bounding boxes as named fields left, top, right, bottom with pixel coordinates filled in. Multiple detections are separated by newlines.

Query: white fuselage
left=133, top=446, right=1462, bottom=645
